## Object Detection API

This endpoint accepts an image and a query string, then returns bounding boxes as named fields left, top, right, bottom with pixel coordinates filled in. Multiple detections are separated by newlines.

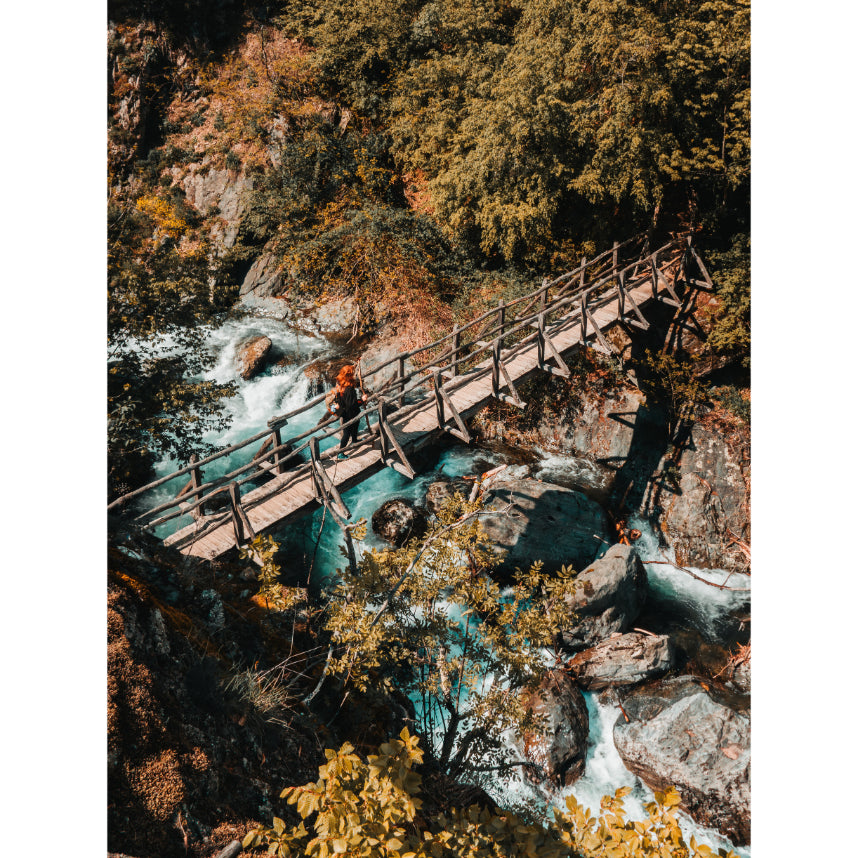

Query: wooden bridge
left=108, top=234, right=714, bottom=560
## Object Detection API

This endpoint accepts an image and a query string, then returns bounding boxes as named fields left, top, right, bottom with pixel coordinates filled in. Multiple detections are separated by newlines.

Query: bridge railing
left=108, top=233, right=702, bottom=540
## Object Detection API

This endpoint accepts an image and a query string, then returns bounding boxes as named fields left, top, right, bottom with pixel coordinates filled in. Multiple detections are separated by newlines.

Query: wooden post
left=189, top=454, right=204, bottom=520
left=309, top=436, right=321, bottom=501
left=433, top=370, right=445, bottom=428
left=580, top=257, right=587, bottom=290
left=271, top=426, right=287, bottom=475
left=618, top=269, right=626, bottom=318
left=378, top=398, right=390, bottom=460
left=497, top=299, right=506, bottom=348
left=397, top=355, right=406, bottom=406
left=228, top=481, right=245, bottom=544
left=580, top=292, right=588, bottom=341
left=450, top=324, right=461, bottom=378
left=540, top=277, right=549, bottom=312
left=537, top=312, right=546, bottom=366
left=651, top=251, right=659, bottom=298
left=612, top=241, right=619, bottom=274
left=491, top=339, right=501, bottom=398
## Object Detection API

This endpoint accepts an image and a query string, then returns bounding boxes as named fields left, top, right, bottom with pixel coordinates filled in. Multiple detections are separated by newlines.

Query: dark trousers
left=339, top=417, right=359, bottom=449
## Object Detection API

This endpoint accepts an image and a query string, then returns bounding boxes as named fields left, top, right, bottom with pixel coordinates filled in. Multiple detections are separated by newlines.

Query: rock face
left=181, top=165, right=253, bottom=250
left=568, top=632, right=674, bottom=690
left=360, top=325, right=417, bottom=394
left=519, top=670, right=589, bottom=788
left=613, top=677, right=750, bottom=845
left=474, top=373, right=750, bottom=573
left=562, top=544, right=648, bottom=652
left=240, top=252, right=285, bottom=299
left=371, top=498, right=428, bottom=547
left=238, top=289, right=359, bottom=338
left=424, top=478, right=470, bottom=516
left=658, top=422, right=750, bottom=573
left=235, top=336, right=272, bottom=380
left=480, top=476, right=611, bottom=577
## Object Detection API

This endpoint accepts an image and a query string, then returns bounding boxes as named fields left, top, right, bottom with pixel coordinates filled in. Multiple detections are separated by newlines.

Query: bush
left=243, top=730, right=741, bottom=858
left=710, top=385, right=750, bottom=424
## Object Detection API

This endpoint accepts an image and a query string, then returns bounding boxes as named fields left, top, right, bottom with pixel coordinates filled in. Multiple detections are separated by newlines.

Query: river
left=148, top=314, right=751, bottom=856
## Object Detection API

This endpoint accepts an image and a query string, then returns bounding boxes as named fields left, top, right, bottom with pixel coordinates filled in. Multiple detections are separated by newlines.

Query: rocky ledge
left=613, top=677, right=750, bottom=845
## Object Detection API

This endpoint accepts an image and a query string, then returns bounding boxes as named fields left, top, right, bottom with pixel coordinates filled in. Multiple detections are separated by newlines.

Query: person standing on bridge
left=328, top=364, right=366, bottom=460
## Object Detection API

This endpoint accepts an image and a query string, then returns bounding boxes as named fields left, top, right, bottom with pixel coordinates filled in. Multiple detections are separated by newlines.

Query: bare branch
left=642, top=560, right=750, bottom=591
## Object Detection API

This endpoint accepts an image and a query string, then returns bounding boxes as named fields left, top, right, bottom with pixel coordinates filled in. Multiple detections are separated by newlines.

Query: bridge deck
left=164, top=278, right=665, bottom=559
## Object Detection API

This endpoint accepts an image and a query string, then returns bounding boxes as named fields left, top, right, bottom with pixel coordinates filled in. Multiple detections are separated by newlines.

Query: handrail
left=112, top=233, right=691, bottom=530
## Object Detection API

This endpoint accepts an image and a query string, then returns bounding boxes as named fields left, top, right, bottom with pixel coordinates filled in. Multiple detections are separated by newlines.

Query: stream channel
left=145, top=315, right=751, bottom=856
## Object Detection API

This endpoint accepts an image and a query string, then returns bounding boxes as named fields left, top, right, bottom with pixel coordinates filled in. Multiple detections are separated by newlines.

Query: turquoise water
left=144, top=314, right=750, bottom=855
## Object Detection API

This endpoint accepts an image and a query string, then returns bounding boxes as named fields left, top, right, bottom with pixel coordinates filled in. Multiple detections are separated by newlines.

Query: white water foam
left=629, top=514, right=750, bottom=641
left=492, top=692, right=750, bottom=857
left=144, top=316, right=327, bottom=536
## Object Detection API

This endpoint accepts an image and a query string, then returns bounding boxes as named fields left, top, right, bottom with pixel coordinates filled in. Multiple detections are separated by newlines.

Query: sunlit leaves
left=245, top=733, right=741, bottom=857
left=322, top=493, right=578, bottom=778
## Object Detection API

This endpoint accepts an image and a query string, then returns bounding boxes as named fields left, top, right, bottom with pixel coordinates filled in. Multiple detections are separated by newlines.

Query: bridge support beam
left=491, top=340, right=525, bottom=408
left=432, top=370, right=472, bottom=442
left=377, top=397, right=417, bottom=478
left=228, top=481, right=255, bottom=545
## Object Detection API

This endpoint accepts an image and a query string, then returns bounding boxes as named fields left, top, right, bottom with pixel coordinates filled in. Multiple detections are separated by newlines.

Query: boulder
left=568, top=632, right=674, bottom=690
left=240, top=253, right=285, bottom=298
left=731, top=659, right=751, bottom=695
left=519, top=670, right=589, bottom=788
left=235, top=336, right=272, bottom=380
left=314, top=295, right=359, bottom=336
left=561, top=544, right=648, bottom=652
left=424, top=478, right=470, bottom=516
left=371, top=498, right=428, bottom=547
left=480, top=476, right=611, bottom=577
left=658, top=422, right=750, bottom=573
left=235, top=294, right=291, bottom=321
left=613, top=677, right=750, bottom=845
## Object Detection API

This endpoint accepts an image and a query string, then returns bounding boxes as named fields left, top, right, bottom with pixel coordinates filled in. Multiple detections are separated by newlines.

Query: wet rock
left=614, top=677, right=750, bottom=845
left=561, top=544, right=648, bottom=652
left=730, top=659, right=751, bottom=695
left=371, top=498, right=427, bottom=547
left=480, top=476, right=611, bottom=576
left=303, top=364, right=327, bottom=399
left=235, top=294, right=291, bottom=321
left=198, top=589, right=225, bottom=633
left=568, top=632, right=674, bottom=690
left=235, top=335, right=272, bottom=380
left=518, top=670, right=589, bottom=788
left=424, top=477, right=470, bottom=516
left=240, top=252, right=285, bottom=298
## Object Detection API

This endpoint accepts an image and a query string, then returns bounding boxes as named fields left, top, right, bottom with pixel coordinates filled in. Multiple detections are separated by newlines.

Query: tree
left=286, top=0, right=750, bottom=265
left=107, top=192, right=237, bottom=498
left=638, top=350, right=707, bottom=439
left=320, top=492, right=578, bottom=781
left=703, top=233, right=750, bottom=365
left=243, top=729, right=741, bottom=857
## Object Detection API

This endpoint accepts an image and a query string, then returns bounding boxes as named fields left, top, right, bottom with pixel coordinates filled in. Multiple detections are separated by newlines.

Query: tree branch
left=368, top=505, right=514, bottom=629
